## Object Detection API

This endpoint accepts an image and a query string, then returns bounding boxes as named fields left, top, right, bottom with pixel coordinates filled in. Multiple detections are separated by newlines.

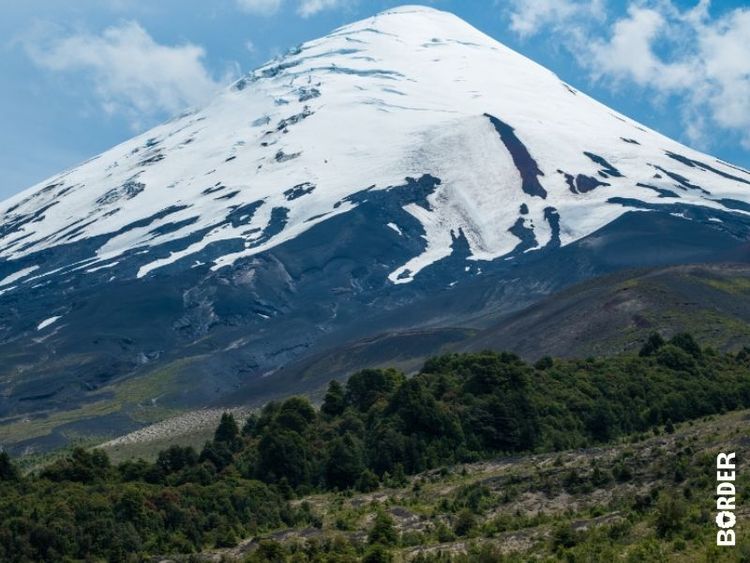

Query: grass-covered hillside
left=1, top=333, right=749, bottom=561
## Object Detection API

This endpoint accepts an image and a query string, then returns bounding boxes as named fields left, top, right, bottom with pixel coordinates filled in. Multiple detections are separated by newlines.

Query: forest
left=1, top=332, right=749, bottom=561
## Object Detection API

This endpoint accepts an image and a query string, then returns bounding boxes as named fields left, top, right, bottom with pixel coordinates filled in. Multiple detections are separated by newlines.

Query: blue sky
left=1, top=0, right=749, bottom=201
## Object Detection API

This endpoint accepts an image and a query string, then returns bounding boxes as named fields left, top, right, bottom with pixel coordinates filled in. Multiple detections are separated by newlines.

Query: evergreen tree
left=242, top=413, right=259, bottom=436
left=321, top=380, right=346, bottom=417
left=199, top=440, right=234, bottom=472
left=275, top=397, right=316, bottom=433
left=214, top=413, right=240, bottom=444
left=639, top=332, right=665, bottom=357
left=586, top=403, right=616, bottom=442
left=389, top=463, right=408, bottom=487
left=665, top=419, right=675, bottom=434
left=0, top=451, right=19, bottom=481
left=256, top=429, right=310, bottom=487
left=669, top=333, right=702, bottom=358
left=357, top=469, right=380, bottom=493
left=325, top=433, right=364, bottom=490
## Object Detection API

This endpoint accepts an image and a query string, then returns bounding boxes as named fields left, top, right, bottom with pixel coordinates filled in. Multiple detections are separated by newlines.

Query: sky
left=1, top=0, right=749, bottom=201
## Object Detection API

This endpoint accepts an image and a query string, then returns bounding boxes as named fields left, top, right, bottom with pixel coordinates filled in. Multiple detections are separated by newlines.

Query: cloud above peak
left=297, top=0, right=354, bottom=18
left=23, top=21, right=227, bottom=129
left=235, top=0, right=284, bottom=16
left=235, top=0, right=355, bottom=18
left=508, top=0, right=605, bottom=38
left=587, top=6, right=694, bottom=91
left=508, top=0, right=750, bottom=149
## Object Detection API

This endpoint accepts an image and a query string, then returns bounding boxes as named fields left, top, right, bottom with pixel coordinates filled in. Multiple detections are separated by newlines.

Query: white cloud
left=508, top=0, right=605, bottom=38
left=508, top=1, right=750, bottom=150
left=297, top=0, right=354, bottom=18
left=24, top=22, right=226, bottom=128
left=698, top=9, right=750, bottom=145
left=235, top=0, right=284, bottom=16
left=235, top=0, right=354, bottom=19
left=588, top=6, right=692, bottom=91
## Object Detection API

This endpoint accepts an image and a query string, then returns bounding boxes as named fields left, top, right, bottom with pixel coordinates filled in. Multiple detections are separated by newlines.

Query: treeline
left=1, top=333, right=749, bottom=561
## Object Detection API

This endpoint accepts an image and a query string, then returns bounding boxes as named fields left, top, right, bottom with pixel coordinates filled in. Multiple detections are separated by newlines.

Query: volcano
left=2, top=5, right=750, bottom=453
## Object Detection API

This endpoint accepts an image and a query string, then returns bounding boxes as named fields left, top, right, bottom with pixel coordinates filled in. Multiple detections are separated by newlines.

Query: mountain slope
left=2, top=5, right=750, bottom=288
left=2, top=5, right=750, bottom=453
left=460, top=262, right=750, bottom=358
left=216, top=261, right=750, bottom=410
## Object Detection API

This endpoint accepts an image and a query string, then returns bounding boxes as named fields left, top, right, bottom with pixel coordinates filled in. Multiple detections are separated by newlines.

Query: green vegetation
left=702, top=275, right=750, bottom=295
left=0, top=400, right=121, bottom=445
left=1, top=333, right=749, bottom=561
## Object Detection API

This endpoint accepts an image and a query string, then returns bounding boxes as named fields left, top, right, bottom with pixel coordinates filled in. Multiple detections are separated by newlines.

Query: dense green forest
left=1, top=333, right=749, bottom=561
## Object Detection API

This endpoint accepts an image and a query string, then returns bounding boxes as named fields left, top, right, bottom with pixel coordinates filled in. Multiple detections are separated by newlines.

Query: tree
left=664, top=419, right=675, bottom=434
left=156, top=445, right=198, bottom=475
left=256, top=430, right=310, bottom=487
left=367, top=425, right=406, bottom=475
left=534, top=356, right=554, bottom=370
left=654, top=492, right=686, bottom=538
left=363, top=544, right=393, bottom=563
left=551, top=523, right=579, bottom=549
left=199, top=440, right=234, bottom=472
left=388, top=464, right=408, bottom=488
left=346, top=368, right=405, bottom=412
left=249, top=540, right=285, bottom=562
left=255, top=401, right=282, bottom=435
left=0, top=451, right=19, bottom=481
left=467, top=394, right=535, bottom=451
left=215, top=524, right=238, bottom=548
left=242, top=413, right=259, bottom=436
left=214, top=413, right=240, bottom=445
left=586, top=403, right=616, bottom=442
left=357, top=469, right=380, bottom=493
left=326, top=433, right=365, bottom=490
left=388, top=378, right=447, bottom=436
left=453, top=509, right=476, bottom=537
left=40, top=447, right=111, bottom=483
left=118, top=458, right=151, bottom=482
left=275, top=397, right=316, bottom=433
left=368, top=511, right=397, bottom=546
left=322, top=380, right=346, bottom=417
left=656, top=345, right=696, bottom=371
left=669, top=333, right=702, bottom=359
left=639, top=333, right=665, bottom=357
left=735, top=347, right=750, bottom=363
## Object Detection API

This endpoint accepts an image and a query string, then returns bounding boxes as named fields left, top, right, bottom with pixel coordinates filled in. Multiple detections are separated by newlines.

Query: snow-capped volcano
left=3, top=5, right=750, bottom=453
left=3, top=4, right=749, bottom=292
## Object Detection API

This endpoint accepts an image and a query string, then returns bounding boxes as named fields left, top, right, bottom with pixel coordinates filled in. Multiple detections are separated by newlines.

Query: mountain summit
left=2, top=6, right=750, bottom=452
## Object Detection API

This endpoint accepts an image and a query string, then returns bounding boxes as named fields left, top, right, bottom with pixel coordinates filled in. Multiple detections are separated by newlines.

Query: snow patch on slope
left=0, top=265, right=39, bottom=287
left=37, top=316, right=62, bottom=331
